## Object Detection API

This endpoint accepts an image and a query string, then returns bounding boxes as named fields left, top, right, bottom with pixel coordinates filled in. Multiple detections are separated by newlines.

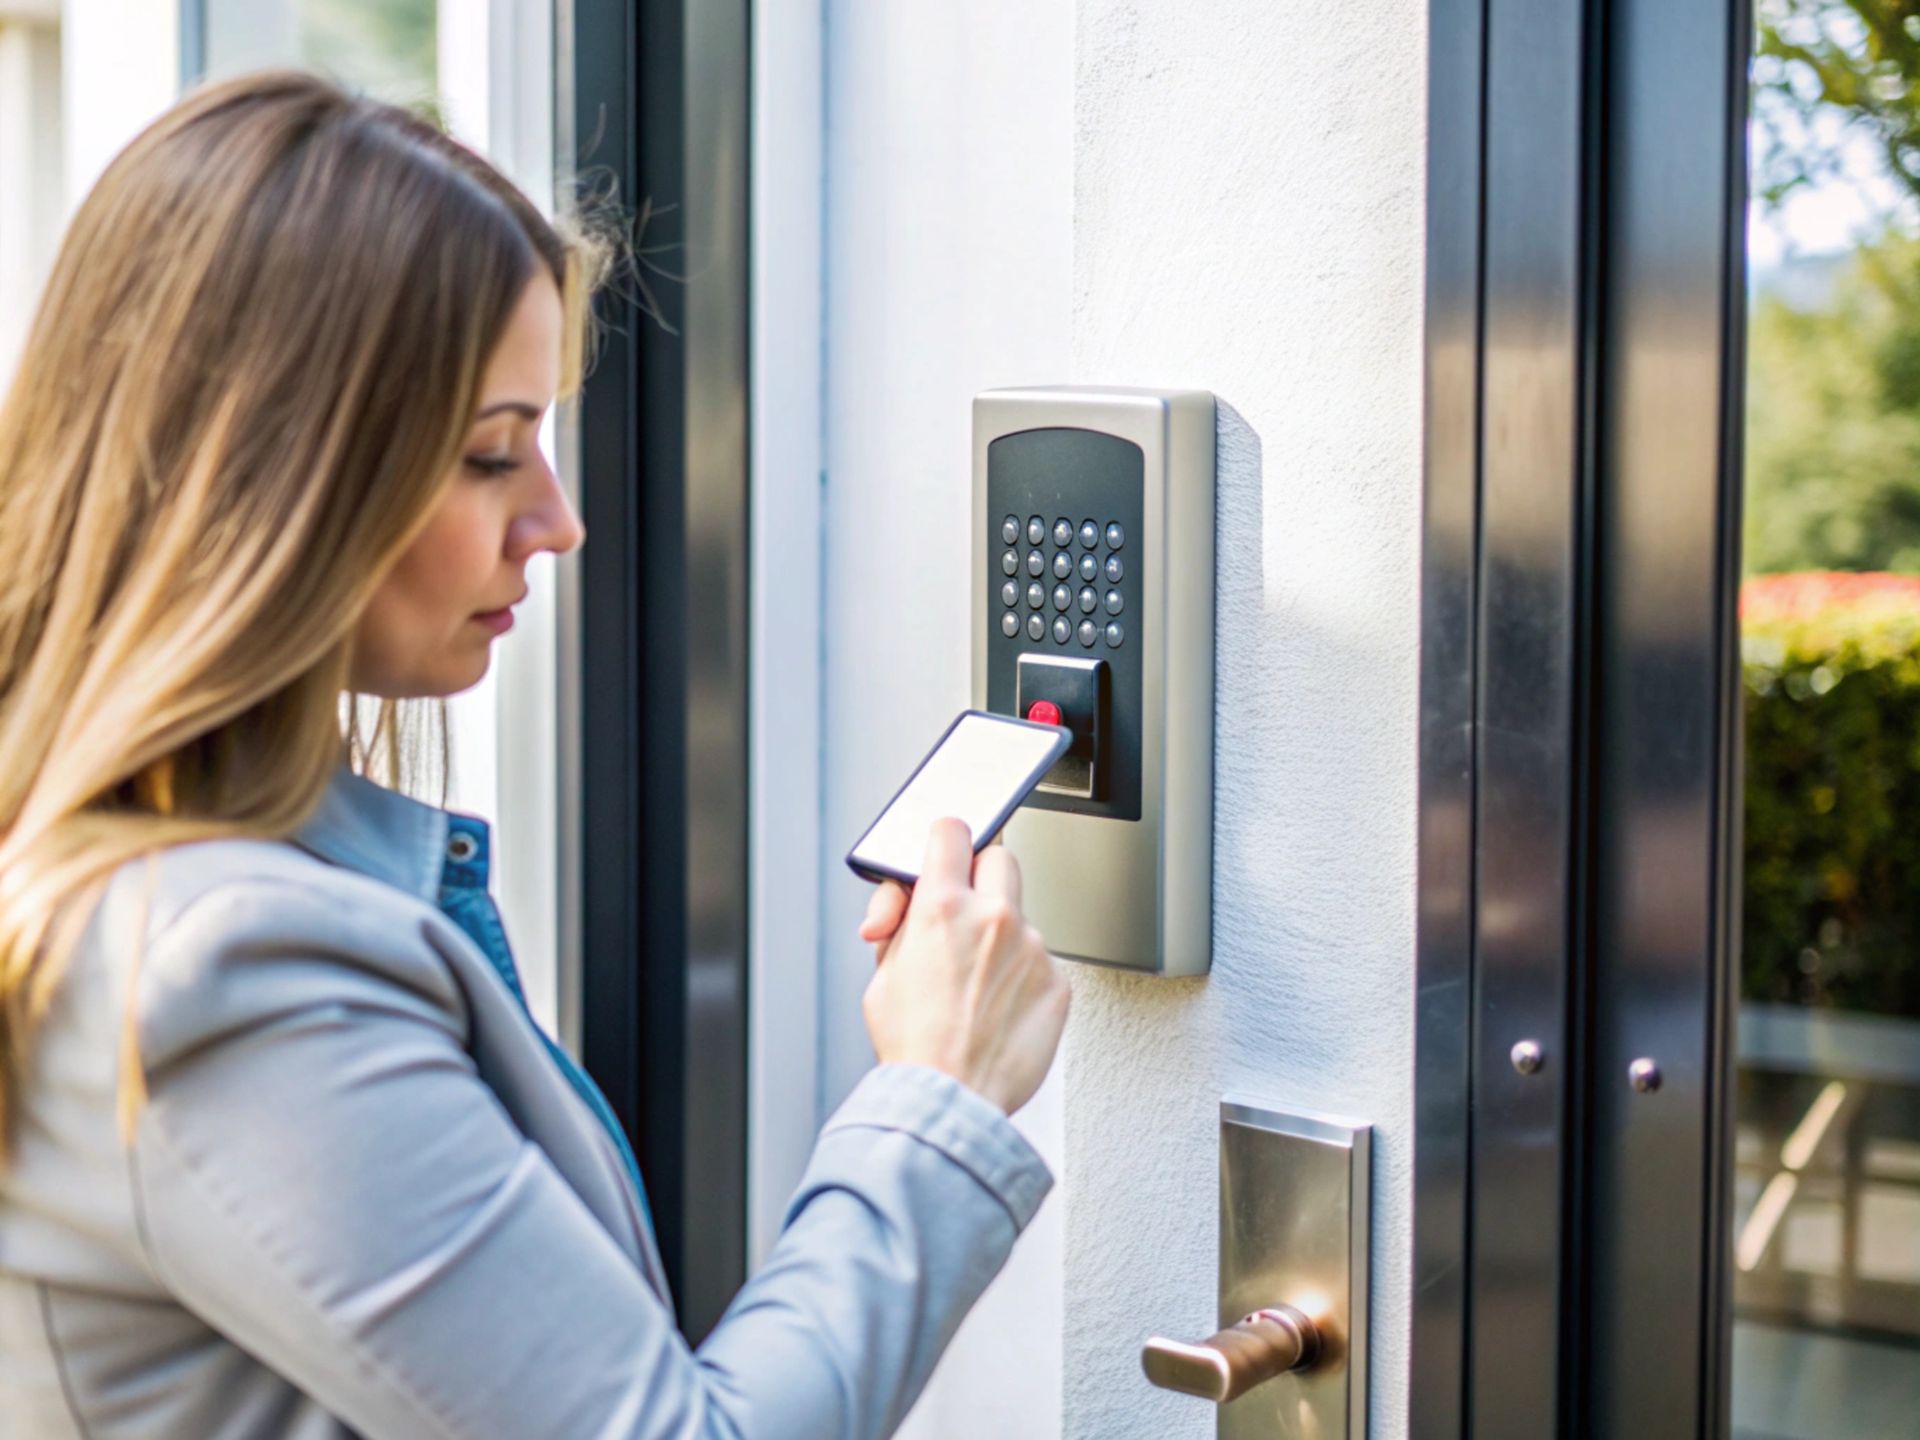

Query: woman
left=0, top=71, right=1069, bottom=1438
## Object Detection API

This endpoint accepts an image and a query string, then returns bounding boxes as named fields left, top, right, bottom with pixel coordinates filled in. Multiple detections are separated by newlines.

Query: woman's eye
left=464, top=453, right=521, bottom=478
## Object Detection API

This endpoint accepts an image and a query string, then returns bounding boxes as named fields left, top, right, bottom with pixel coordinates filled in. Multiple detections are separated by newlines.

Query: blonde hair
left=0, top=70, right=608, bottom=1157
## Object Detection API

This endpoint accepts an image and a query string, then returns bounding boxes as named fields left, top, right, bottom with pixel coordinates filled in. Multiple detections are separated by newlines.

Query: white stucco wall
left=1062, top=2, right=1425, bottom=1436
left=817, top=2, right=1073, bottom=1435
left=815, top=1, right=1425, bottom=1436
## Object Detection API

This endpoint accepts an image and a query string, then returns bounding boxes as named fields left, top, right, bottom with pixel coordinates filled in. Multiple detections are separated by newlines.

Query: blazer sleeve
left=127, top=876, right=1053, bottom=1440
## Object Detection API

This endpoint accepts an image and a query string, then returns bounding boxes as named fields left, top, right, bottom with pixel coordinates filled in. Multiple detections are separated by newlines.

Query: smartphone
left=845, top=709, right=1071, bottom=885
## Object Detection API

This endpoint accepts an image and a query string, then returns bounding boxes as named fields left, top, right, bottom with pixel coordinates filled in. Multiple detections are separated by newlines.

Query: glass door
left=1733, top=6, right=1920, bottom=1433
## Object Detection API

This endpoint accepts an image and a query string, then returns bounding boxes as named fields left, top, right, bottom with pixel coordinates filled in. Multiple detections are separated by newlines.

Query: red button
left=1027, top=700, right=1063, bottom=727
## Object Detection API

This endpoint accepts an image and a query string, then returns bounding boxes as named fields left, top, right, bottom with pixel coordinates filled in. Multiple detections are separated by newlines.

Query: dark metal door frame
left=1414, top=0, right=1749, bottom=1433
left=560, top=0, right=751, bottom=1344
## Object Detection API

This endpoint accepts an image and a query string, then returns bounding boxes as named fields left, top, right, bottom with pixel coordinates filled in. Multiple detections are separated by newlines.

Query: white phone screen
left=849, top=713, right=1067, bottom=881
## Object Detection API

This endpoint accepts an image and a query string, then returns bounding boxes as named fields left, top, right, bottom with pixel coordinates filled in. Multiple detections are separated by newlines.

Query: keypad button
left=1052, top=518, right=1074, bottom=548
left=1105, top=554, right=1124, bottom=583
left=1026, top=549, right=1044, bottom=577
left=1027, top=613, right=1045, bottom=641
left=1001, top=549, right=1019, bottom=576
left=1079, top=520, right=1099, bottom=549
left=1052, top=550, right=1073, bottom=580
left=1079, top=553, right=1098, bottom=582
left=1001, top=610, right=1020, bottom=638
left=1105, top=588, right=1124, bottom=616
left=1105, top=522, right=1125, bottom=550
left=1001, top=579, right=1020, bottom=607
left=1105, top=621, right=1125, bottom=648
left=1078, top=586, right=1098, bottom=614
left=1027, top=516, right=1046, bottom=546
left=1052, top=584, right=1071, bottom=612
left=1078, top=619, right=1098, bottom=648
left=1027, top=581, right=1045, bottom=609
left=1052, top=616, right=1071, bottom=645
left=1001, top=515, right=1020, bottom=546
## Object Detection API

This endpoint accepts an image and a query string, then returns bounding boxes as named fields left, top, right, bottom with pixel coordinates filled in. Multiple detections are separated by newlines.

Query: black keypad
left=992, top=520, right=1132, bottom=649
left=987, top=424, right=1142, bottom=820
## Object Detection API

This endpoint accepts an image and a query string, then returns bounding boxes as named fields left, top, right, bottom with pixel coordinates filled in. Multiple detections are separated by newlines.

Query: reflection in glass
left=1740, top=5, right=1920, bottom=1434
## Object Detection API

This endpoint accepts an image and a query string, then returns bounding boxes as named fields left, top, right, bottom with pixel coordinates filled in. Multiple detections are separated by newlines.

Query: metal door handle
left=1140, top=1303, right=1321, bottom=1403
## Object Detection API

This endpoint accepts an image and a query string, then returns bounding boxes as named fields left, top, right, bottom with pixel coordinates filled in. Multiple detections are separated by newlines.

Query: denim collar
left=289, top=760, right=484, bottom=902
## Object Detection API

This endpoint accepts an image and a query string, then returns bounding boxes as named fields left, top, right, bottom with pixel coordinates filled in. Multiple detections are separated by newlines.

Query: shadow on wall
left=1064, top=395, right=1258, bottom=1022
left=1209, top=395, right=1415, bottom=1088
left=1063, top=388, right=1415, bottom=1437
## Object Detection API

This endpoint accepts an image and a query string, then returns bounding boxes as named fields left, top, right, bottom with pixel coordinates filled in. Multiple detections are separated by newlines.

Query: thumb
left=918, top=815, right=974, bottom=894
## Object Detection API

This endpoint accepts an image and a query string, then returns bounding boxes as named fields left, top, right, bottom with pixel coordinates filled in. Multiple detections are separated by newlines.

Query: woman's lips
left=473, top=606, right=515, bottom=634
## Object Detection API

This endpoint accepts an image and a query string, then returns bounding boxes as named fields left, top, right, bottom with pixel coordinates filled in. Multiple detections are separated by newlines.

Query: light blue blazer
left=0, top=762, right=1052, bottom=1438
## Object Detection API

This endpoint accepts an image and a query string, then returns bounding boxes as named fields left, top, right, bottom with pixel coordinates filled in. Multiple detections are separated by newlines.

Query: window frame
left=1413, top=0, right=1750, bottom=1432
left=558, top=0, right=754, bottom=1344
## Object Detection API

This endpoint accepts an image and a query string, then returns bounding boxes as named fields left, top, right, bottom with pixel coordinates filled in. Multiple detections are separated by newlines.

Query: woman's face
left=349, top=273, right=583, bottom=697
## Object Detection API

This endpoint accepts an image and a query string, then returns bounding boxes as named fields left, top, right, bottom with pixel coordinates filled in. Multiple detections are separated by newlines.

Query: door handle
left=1140, top=1303, right=1321, bottom=1403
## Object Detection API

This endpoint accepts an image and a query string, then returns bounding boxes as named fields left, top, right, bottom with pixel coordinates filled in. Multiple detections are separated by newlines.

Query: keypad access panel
left=986, top=427, right=1143, bottom=821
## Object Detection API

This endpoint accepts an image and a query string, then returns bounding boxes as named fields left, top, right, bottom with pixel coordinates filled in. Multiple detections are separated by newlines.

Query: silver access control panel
left=971, top=386, right=1216, bottom=976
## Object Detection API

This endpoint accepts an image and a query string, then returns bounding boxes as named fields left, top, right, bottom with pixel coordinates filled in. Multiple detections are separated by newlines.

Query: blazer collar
left=289, top=760, right=464, bottom=902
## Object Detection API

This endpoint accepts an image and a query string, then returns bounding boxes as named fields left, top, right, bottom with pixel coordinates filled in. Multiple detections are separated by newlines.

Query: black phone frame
left=845, top=709, right=1072, bottom=886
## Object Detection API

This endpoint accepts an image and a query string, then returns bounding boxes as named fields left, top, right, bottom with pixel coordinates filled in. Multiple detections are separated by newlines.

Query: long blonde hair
left=0, top=71, right=605, bottom=1156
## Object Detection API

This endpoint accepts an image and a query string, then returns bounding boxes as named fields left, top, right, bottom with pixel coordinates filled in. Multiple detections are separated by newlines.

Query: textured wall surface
left=818, top=3, right=1074, bottom=1436
left=1064, top=2, right=1427, bottom=1437
left=815, top=0, right=1426, bottom=1434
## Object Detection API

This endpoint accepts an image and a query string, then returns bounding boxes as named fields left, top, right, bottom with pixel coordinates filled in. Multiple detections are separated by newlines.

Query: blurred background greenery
left=301, top=0, right=437, bottom=106
left=1752, top=0, right=1920, bottom=573
left=1743, top=574, right=1920, bottom=1015
left=1746, top=2, right=1920, bottom=1018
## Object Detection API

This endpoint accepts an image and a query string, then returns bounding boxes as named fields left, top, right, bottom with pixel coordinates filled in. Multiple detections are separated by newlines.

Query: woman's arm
left=128, top=876, right=1050, bottom=1440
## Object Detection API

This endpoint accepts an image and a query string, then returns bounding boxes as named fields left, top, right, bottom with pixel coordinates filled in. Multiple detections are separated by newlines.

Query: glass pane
left=1739, top=5, right=1920, bottom=1434
left=200, top=0, right=437, bottom=109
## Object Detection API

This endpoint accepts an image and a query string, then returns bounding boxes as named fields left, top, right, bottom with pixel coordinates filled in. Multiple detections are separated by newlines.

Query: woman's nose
left=513, top=464, right=586, bottom=558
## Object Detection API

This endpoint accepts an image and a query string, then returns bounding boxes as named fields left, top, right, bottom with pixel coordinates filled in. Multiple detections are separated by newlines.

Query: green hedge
left=1743, top=574, right=1920, bottom=1018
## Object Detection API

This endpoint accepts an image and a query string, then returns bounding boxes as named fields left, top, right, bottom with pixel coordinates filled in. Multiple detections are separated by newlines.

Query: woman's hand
left=858, top=818, right=1070, bottom=1116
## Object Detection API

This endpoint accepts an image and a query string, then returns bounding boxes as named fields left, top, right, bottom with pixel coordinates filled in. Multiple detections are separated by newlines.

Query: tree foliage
left=1756, top=0, right=1920, bottom=211
left=1747, top=233, right=1920, bottom=572
left=1747, top=3, right=1920, bottom=573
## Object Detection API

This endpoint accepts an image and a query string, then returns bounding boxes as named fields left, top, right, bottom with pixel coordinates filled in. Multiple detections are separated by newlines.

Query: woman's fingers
left=970, top=842, right=1023, bottom=911
left=859, top=880, right=910, bottom=944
